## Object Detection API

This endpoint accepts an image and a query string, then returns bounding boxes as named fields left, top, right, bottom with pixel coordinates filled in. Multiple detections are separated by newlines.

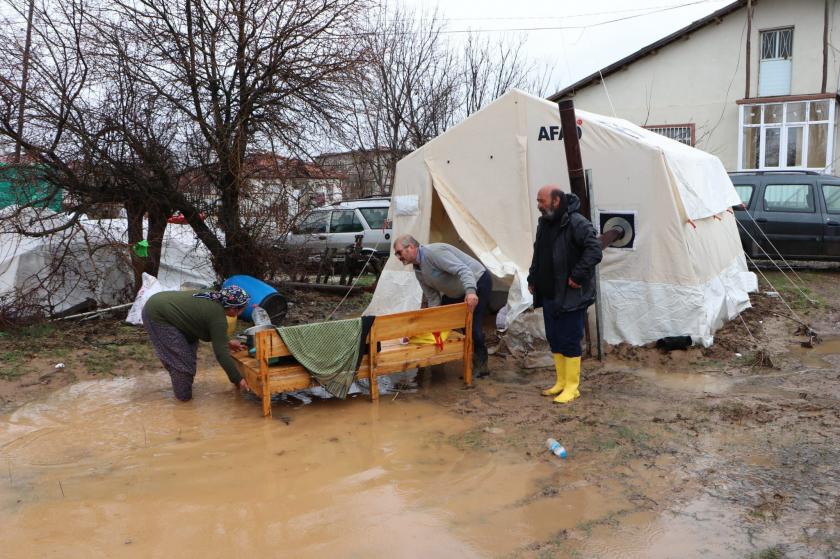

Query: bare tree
left=337, top=6, right=458, bottom=195
left=337, top=6, right=554, bottom=195
left=461, top=34, right=554, bottom=117
left=104, top=0, right=368, bottom=277
left=0, top=0, right=183, bottom=291
left=0, top=0, right=368, bottom=284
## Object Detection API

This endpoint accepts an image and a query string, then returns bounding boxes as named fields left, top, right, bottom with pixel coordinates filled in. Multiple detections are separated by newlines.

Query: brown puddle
left=0, top=369, right=627, bottom=558
left=579, top=494, right=788, bottom=559
left=787, top=335, right=840, bottom=369
left=626, top=367, right=734, bottom=394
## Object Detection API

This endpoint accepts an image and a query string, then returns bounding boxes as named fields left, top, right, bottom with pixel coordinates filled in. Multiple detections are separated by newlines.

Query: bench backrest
left=254, top=302, right=472, bottom=362
left=370, top=303, right=471, bottom=342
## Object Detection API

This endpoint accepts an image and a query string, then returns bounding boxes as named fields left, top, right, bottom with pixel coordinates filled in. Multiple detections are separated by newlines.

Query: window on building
left=761, top=28, right=793, bottom=59
left=739, top=99, right=834, bottom=171
left=644, top=124, right=695, bottom=146
left=763, top=183, right=815, bottom=213
left=759, top=28, right=793, bottom=96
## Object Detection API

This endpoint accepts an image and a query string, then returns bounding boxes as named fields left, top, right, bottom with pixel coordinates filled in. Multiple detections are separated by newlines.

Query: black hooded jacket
left=527, top=193, right=603, bottom=312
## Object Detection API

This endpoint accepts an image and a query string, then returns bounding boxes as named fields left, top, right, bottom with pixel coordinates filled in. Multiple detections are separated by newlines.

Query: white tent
left=365, top=89, right=757, bottom=346
left=0, top=208, right=216, bottom=315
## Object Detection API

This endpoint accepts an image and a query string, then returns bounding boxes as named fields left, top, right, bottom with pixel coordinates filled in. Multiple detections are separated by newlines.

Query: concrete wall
left=562, top=0, right=839, bottom=172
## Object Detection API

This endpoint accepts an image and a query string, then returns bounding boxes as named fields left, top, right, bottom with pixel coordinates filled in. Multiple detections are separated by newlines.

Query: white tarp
left=0, top=208, right=215, bottom=315
left=365, top=89, right=757, bottom=346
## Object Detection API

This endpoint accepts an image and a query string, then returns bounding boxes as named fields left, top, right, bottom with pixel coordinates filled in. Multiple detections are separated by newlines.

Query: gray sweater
left=414, top=243, right=486, bottom=307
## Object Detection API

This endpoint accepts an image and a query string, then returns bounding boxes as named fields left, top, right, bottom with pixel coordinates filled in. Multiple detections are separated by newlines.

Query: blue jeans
left=542, top=300, right=586, bottom=357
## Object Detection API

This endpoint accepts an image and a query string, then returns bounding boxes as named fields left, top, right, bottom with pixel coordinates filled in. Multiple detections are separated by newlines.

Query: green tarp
left=0, top=163, right=62, bottom=211
left=277, top=318, right=362, bottom=399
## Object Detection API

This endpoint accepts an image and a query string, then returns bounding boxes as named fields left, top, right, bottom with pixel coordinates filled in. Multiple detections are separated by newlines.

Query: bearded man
left=527, top=185, right=602, bottom=404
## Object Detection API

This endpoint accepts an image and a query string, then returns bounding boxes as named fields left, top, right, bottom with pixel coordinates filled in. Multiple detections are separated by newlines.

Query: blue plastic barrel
left=222, top=275, right=287, bottom=324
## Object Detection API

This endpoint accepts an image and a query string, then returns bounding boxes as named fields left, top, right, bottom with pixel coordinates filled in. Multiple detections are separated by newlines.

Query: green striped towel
left=277, top=318, right=362, bottom=399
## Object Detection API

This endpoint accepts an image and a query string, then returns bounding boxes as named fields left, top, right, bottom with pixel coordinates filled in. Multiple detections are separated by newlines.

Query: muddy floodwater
left=0, top=369, right=616, bottom=558
left=2, top=333, right=840, bottom=558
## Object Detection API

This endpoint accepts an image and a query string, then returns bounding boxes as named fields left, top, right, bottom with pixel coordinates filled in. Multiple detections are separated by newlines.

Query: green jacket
left=144, top=291, right=241, bottom=385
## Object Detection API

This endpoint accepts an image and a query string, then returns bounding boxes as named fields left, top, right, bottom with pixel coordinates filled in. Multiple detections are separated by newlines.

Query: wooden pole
left=558, top=99, right=592, bottom=355
left=557, top=100, right=590, bottom=219
left=586, top=170, right=605, bottom=361
left=745, top=0, right=752, bottom=99
left=822, top=0, right=829, bottom=93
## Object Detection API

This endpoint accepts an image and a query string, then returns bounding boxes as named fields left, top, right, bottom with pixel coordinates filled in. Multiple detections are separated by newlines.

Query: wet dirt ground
left=1, top=273, right=839, bottom=558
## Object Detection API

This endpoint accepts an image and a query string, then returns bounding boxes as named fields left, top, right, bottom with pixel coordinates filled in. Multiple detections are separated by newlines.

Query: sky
left=400, top=0, right=736, bottom=94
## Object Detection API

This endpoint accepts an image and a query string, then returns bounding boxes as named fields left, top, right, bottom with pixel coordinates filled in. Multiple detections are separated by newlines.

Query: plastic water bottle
left=546, top=438, right=567, bottom=459
left=251, top=305, right=271, bottom=326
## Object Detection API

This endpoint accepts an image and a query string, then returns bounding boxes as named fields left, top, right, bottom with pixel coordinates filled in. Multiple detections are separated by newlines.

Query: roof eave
left=547, top=0, right=748, bottom=102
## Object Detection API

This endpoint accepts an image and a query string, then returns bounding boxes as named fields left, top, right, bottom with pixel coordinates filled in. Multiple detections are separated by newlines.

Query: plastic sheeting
left=0, top=208, right=215, bottom=314
left=600, top=257, right=757, bottom=347
left=365, top=89, right=756, bottom=346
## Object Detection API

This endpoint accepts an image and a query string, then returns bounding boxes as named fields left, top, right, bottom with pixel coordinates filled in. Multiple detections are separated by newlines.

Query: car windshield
left=359, top=207, right=389, bottom=229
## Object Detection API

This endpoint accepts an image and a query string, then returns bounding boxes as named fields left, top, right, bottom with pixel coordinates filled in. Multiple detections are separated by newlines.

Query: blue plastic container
left=222, top=275, right=287, bottom=324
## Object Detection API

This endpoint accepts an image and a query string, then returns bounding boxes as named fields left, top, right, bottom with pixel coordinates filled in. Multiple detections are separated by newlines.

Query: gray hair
left=393, top=234, right=420, bottom=249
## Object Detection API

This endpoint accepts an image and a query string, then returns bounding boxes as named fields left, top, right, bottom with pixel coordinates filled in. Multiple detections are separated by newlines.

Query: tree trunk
left=125, top=200, right=145, bottom=294
left=147, top=208, right=168, bottom=279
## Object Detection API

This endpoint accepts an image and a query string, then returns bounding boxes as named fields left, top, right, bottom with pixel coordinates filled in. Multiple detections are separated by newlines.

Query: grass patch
left=449, top=429, right=484, bottom=450
left=590, top=434, right=619, bottom=451
left=760, top=272, right=826, bottom=310
left=45, top=347, right=72, bottom=359
left=0, top=349, right=27, bottom=379
left=13, top=323, right=57, bottom=339
left=82, top=354, right=117, bottom=375
left=119, top=344, right=154, bottom=361
left=747, top=546, right=786, bottom=559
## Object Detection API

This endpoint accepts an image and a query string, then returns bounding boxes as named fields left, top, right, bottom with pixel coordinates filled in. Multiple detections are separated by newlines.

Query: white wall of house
left=560, top=0, right=839, bottom=173
left=242, top=177, right=341, bottom=238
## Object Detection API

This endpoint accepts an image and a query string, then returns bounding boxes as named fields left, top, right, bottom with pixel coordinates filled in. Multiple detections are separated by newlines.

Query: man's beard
left=540, top=201, right=565, bottom=220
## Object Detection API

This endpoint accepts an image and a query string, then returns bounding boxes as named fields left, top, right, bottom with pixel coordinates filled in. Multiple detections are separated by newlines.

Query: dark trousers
left=442, top=271, right=491, bottom=361
left=542, top=300, right=586, bottom=358
left=142, top=308, right=198, bottom=401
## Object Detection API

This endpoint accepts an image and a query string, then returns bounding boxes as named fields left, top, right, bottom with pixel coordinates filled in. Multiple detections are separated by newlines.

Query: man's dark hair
left=550, top=189, right=567, bottom=214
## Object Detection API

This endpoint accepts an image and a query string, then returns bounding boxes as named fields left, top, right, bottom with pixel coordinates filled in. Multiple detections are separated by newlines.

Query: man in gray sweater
left=393, top=235, right=491, bottom=377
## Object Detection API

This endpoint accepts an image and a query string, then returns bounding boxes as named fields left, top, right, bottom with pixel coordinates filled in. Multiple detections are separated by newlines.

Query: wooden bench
left=232, top=303, right=474, bottom=417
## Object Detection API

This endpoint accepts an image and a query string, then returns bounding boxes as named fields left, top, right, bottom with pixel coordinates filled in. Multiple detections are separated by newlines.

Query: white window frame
left=760, top=27, right=793, bottom=61
left=737, top=99, right=836, bottom=173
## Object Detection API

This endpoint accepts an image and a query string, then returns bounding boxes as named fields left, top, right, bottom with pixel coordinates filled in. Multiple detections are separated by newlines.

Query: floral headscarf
left=193, top=285, right=249, bottom=308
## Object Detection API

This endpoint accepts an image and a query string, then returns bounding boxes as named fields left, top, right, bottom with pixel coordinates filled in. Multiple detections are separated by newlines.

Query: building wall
left=561, top=0, right=838, bottom=172
left=242, top=177, right=341, bottom=237
left=316, top=150, right=396, bottom=198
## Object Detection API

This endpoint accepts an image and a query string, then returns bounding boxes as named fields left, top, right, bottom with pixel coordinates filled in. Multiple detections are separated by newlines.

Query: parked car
left=280, top=196, right=392, bottom=260
left=729, top=171, right=840, bottom=260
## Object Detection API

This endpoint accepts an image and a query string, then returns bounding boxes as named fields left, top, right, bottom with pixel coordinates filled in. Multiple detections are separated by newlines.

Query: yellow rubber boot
left=541, top=354, right=565, bottom=396
left=554, top=356, right=581, bottom=404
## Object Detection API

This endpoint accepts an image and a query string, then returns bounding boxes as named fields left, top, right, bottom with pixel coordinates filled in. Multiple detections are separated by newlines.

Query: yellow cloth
left=408, top=330, right=451, bottom=345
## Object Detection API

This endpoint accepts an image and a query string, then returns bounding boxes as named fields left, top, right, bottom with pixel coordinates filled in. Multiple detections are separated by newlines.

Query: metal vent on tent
left=599, top=212, right=636, bottom=249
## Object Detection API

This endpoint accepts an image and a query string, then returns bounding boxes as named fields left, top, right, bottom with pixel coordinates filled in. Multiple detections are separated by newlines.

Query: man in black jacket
left=527, top=185, right=603, bottom=404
